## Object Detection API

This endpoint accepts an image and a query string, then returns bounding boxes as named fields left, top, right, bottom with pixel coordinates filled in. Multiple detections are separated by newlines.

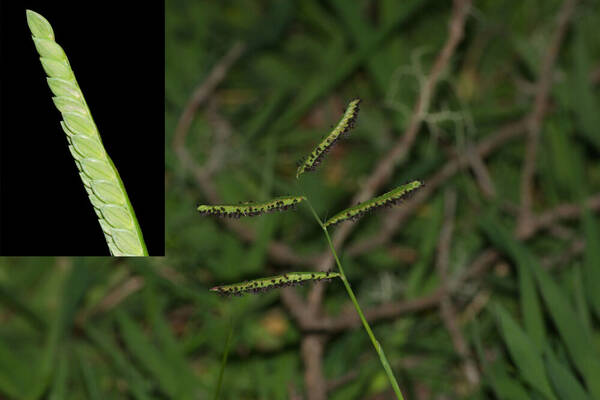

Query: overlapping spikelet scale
left=26, top=10, right=147, bottom=256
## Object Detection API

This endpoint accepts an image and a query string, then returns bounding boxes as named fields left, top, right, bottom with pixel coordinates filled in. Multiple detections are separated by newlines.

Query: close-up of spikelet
left=26, top=10, right=147, bottom=256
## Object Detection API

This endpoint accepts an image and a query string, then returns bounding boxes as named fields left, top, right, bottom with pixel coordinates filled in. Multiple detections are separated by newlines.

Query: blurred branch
left=172, top=42, right=315, bottom=267
left=0, top=284, right=46, bottom=331
left=291, top=5, right=473, bottom=396
left=534, top=193, right=600, bottom=231
left=348, top=118, right=529, bottom=256
left=591, top=62, right=600, bottom=85
left=284, top=191, right=600, bottom=333
left=307, top=0, right=473, bottom=308
left=171, top=42, right=245, bottom=203
left=518, top=0, right=577, bottom=236
left=352, top=0, right=472, bottom=204
left=461, top=192, right=600, bottom=284
left=304, top=290, right=444, bottom=332
left=85, top=276, right=144, bottom=318
left=466, top=143, right=496, bottom=198
left=326, top=370, right=359, bottom=394
left=301, top=334, right=327, bottom=400
left=541, top=237, right=585, bottom=269
left=204, top=98, right=232, bottom=176
left=172, top=41, right=246, bottom=152
left=436, top=190, right=480, bottom=387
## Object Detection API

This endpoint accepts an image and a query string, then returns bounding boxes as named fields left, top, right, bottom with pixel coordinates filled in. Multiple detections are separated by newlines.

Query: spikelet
left=324, top=180, right=424, bottom=227
left=296, top=99, right=361, bottom=179
left=198, top=195, right=306, bottom=218
left=210, top=271, right=340, bottom=296
left=26, top=10, right=147, bottom=256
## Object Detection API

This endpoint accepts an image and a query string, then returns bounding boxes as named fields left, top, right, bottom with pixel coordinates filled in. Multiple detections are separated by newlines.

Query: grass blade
left=405, top=194, right=444, bottom=298
left=0, top=283, right=46, bottom=331
left=582, top=210, right=600, bottom=319
left=116, top=311, right=195, bottom=400
left=517, top=251, right=546, bottom=350
left=267, top=0, right=423, bottom=136
left=146, top=291, right=199, bottom=397
left=214, top=320, right=233, bottom=400
left=495, top=303, right=557, bottom=400
left=26, top=10, right=147, bottom=256
left=569, top=26, right=600, bottom=152
left=529, top=260, right=600, bottom=398
left=473, top=320, right=532, bottom=400
left=544, top=349, right=591, bottom=400
left=0, top=340, right=28, bottom=398
left=28, top=260, right=97, bottom=400
left=571, top=265, right=592, bottom=341
left=84, top=325, right=152, bottom=400
left=481, top=216, right=600, bottom=398
left=48, top=353, right=68, bottom=400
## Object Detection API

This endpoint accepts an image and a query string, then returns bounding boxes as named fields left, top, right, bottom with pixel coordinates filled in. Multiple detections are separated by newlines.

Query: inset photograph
left=0, top=2, right=165, bottom=255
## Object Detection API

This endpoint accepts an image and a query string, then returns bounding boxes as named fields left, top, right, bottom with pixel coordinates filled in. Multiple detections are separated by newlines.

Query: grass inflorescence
left=210, top=271, right=340, bottom=296
left=26, top=10, right=147, bottom=256
left=198, top=195, right=306, bottom=218
left=325, top=180, right=424, bottom=227
left=201, top=98, right=410, bottom=399
left=296, top=98, right=361, bottom=179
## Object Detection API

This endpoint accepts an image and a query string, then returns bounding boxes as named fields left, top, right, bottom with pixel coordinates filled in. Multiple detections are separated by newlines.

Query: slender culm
left=204, top=98, right=407, bottom=398
left=26, top=10, right=147, bottom=256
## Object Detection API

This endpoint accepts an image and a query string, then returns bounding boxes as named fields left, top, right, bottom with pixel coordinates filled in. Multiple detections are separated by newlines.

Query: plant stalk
left=305, top=199, right=405, bottom=400
left=214, top=318, right=233, bottom=400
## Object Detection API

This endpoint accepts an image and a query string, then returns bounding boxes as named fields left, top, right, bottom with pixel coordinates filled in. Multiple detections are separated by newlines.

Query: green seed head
left=27, top=10, right=147, bottom=256
left=325, top=180, right=424, bottom=227
left=210, top=271, right=341, bottom=296
left=296, top=98, right=361, bottom=179
left=26, top=10, right=55, bottom=41
left=198, top=195, right=306, bottom=218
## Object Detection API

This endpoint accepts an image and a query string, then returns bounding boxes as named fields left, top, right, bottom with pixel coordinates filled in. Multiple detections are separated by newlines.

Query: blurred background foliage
left=2, top=0, right=600, bottom=398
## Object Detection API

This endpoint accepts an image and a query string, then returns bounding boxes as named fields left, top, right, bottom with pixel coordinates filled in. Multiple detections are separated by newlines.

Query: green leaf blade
left=545, top=350, right=591, bottom=400
left=495, top=304, right=557, bottom=400
left=480, top=216, right=600, bottom=398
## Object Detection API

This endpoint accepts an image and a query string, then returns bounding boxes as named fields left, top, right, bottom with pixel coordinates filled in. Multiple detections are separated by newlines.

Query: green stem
left=304, top=199, right=405, bottom=400
left=214, top=318, right=233, bottom=400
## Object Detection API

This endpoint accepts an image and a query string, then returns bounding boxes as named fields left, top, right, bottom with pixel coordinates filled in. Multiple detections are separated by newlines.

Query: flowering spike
left=296, top=99, right=361, bottom=179
left=210, top=271, right=341, bottom=296
left=198, top=195, right=306, bottom=218
left=324, top=180, right=424, bottom=227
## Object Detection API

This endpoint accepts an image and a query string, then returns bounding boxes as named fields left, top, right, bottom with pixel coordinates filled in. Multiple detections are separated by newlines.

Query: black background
left=0, top=2, right=165, bottom=255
